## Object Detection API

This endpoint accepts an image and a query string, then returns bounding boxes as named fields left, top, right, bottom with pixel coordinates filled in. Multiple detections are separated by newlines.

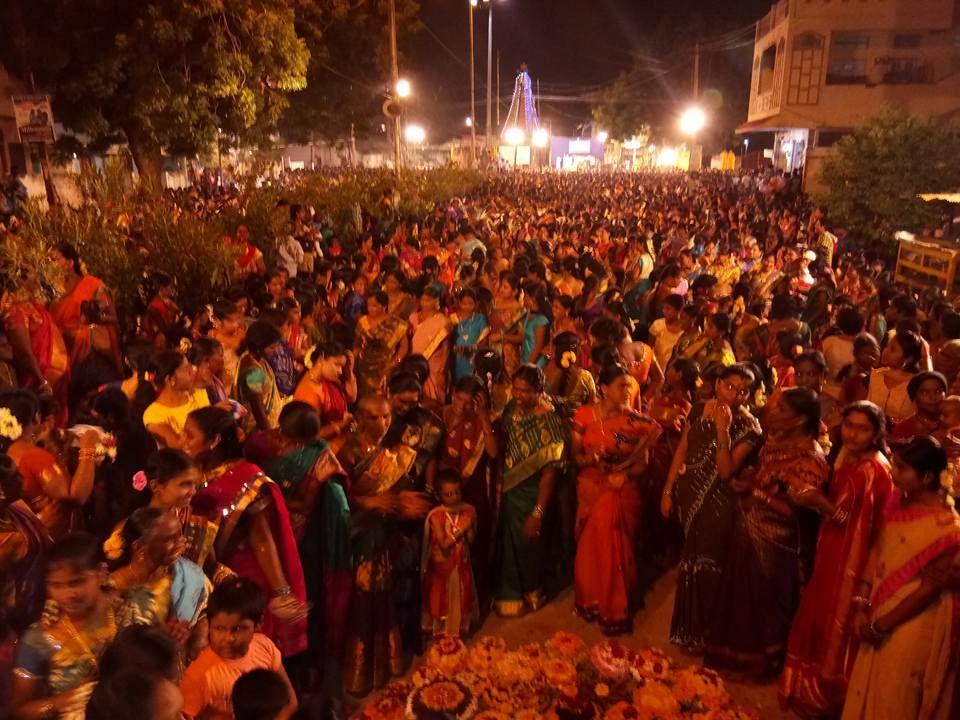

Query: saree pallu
left=237, top=354, right=285, bottom=428
left=0, top=502, right=49, bottom=632
left=842, top=505, right=960, bottom=720
left=670, top=404, right=761, bottom=651
left=490, top=303, right=525, bottom=377
left=705, top=445, right=829, bottom=677
left=453, top=313, right=489, bottom=381
left=265, top=439, right=352, bottom=666
left=193, top=461, right=308, bottom=657
left=50, top=275, right=109, bottom=350
left=573, top=407, right=661, bottom=633
left=356, top=315, right=408, bottom=398
left=343, top=443, right=417, bottom=696
left=779, top=452, right=895, bottom=718
left=410, top=312, right=451, bottom=408
left=521, top=313, right=549, bottom=368
left=8, top=445, right=81, bottom=540
left=5, top=301, right=68, bottom=388
left=494, top=401, right=565, bottom=616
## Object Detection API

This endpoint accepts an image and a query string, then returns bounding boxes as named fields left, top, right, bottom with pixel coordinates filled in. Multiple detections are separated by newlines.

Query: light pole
left=483, top=0, right=493, bottom=144
left=679, top=106, right=706, bottom=170
left=504, top=126, right=524, bottom=167
left=469, top=0, right=477, bottom=163
left=388, top=0, right=402, bottom=173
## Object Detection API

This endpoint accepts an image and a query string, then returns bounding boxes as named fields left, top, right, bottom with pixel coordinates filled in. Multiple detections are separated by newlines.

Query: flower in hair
left=560, top=350, right=577, bottom=369
left=0, top=407, right=22, bottom=442
left=132, top=470, right=148, bottom=492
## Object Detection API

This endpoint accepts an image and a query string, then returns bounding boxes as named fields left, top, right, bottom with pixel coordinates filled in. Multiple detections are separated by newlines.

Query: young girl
left=10, top=533, right=137, bottom=719
left=421, top=472, right=478, bottom=639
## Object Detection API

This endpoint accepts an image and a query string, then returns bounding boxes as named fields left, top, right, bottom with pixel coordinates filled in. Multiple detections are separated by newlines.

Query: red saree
left=192, top=461, right=308, bottom=657
left=5, top=300, right=68, bottom=390
left=779, top=450, right=895, bottom=717
left=50, top=275, right=102, bottom=344
left=572, top=404, right=661, bottom=633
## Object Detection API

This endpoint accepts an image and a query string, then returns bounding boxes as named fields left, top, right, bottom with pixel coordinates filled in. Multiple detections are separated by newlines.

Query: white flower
left=0, top=407, right=23, bottom=442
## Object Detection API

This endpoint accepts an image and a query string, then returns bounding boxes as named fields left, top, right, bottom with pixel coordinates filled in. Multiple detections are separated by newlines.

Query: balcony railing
left=756, top=0, right=790, bottom=40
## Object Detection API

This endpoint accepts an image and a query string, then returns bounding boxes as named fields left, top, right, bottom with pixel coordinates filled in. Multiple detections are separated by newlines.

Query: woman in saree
left=355, top=290, right=409, bottom=398
left=409, top=285, right=452, bottom=408
left=293, top=342, right=356, bottom=443
left=0, top=391, right=98, bottom=539
left=510, top=282, right=550, bottom=368
left=338, top=394, right=431, bottom=696
left=544, top=332, right=597, bottom=418
left=452, top=288, right=489, bottom=381
left=182, top=406, right=308, bottom=658
left=108, top=507, right=209, bottom=661
left=0, top=454, right=49, bottom=696
left=660, top=363, right=762, bottom=652
left=103, top=448, right=222, bottom=573
left=842, top=435, right=960, bottom=720
left=248, top=402, right=351, bottom=685
left=490, top=272, right=526, bottom=377
left=572, top=364, right=661, bottom=634
left=236, top=320, right=285, bottom=431
left=779, top=401, right=896, bottom=718
left=49, top=244, right=119, bottom=364
left=3, top=271, right=69, bottom=402
left=383, top=269, right=417, bottom=321
left=705, top=388, right=830, bottom=677
left=440, top=376, right=499, bottom=609
left=494, top=364, right=566, bottom=617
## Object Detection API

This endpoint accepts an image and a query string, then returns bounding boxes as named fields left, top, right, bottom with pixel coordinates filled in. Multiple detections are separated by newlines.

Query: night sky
left=407, top=0, right=773, bottom=141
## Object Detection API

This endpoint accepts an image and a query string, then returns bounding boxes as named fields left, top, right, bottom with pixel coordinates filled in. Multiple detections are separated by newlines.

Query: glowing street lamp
left=531, top=127, right=550, bottom=148
left=504, top=126, right=525, bottom=167
left=678, top=106, right=706, bottom=136
left=395, top=78, right=412, bottom=99
left=404, top=124, right=426, bottom=144
left=465, top=116, right=474, bottom=128
left=596, top=130, right=609, bottom=144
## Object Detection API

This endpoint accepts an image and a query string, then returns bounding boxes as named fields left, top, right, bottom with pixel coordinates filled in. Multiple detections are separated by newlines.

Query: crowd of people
left=0, top=168, right=959, bottom=720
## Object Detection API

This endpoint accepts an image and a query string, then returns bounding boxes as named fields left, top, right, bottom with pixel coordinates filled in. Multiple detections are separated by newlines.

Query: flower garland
left=0, top=407, right=22, bottom=442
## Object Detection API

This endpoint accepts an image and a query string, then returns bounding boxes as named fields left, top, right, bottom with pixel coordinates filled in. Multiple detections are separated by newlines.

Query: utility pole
left=388, top=0, right=402, bottom=174
left=486, top=3, right=493, bottom=144
left=693, top=40, right=700, bottom=100
left=496, top=51, right=501, bottom=129
left=469, top=1, right=477, bottom=164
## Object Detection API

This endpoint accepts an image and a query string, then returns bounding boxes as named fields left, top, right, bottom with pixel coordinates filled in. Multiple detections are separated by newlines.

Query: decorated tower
left=502, top=63, right=539, bottom=135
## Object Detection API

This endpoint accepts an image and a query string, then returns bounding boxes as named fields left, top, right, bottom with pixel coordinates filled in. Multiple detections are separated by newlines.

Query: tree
left=591, top=73, right=653, bottom=141
left=1, top=0, right=310, bottom=191
left=279, top=0, right=421, bottom=148
left=819, top=108, right=960, bottom=240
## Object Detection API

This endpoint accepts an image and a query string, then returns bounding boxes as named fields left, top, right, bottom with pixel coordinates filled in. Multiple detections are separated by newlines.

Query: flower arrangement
left=426, top=636, right=468, bottom=676
left=0, top=407, right=23, bottom=442
left=95, top=433, right=118, bottom=463
left=354, top=632, right=755, bottom=720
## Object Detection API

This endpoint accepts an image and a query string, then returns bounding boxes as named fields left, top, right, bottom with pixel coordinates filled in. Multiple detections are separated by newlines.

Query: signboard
left=11, top=95, right=56, bottom=143
left=568, top=139, right=591, bottom=155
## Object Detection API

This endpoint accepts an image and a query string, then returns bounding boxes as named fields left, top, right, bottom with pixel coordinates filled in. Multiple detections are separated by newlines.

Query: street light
left=531, top=127, right=549, bottom=148
left=395, top=78, right=412, bottom=99
left=404, top=124, right=427, bottom=144
left=678, top=106, right=706, bottom=136
left=504, top=126, right=524, bottom=167
left=596, top=130, right=609, bottom=144
left=465, top=117, right=474, bottom=128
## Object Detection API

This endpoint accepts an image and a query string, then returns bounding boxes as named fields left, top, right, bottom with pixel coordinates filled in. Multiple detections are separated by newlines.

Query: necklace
left=60, top=606, right=115, bottom=668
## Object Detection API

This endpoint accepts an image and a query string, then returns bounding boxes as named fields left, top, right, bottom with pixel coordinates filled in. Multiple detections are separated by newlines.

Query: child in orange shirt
left=180, top=577, right=296, bottom=720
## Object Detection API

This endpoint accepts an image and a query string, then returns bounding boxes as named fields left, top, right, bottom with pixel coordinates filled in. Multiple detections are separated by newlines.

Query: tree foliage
left=819, top=109, right=960, bottom=240
left=1, top=0, right=310, bottom=190
left=279, top=0, right=421, bottom=147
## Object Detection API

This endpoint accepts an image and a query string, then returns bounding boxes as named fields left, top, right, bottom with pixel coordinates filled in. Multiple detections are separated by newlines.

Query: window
left=894, top=34, right=922, bottom=48
left=816, top=130, right=848, bottom=148
left=758, top=44, right=778, bottom=94
left=833, top=33, right=870, bottom=48
left=827, top=60, right=866, bottom=83
left=882, top=58, right=931, bottom=84
left=794, top=33, right=823, bottom=50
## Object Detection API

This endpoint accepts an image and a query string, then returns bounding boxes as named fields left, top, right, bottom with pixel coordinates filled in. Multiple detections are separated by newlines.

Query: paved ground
left=479, top=568, right=794, bottom=719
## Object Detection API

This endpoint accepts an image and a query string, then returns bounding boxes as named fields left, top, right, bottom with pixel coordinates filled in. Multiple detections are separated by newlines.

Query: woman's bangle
left=271, top=585, right=292, bottom=599
left=78, top=449, right=97, bottom=462
left=852, top=595, right=872, bottom=610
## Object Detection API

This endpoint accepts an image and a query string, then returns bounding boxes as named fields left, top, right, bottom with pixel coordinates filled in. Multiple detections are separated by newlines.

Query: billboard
left=11, top=95, right=56, bottom=143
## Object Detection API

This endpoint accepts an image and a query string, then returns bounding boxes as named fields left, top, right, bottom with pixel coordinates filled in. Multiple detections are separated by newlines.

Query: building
left=738, top=0, right=960, bottom=191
